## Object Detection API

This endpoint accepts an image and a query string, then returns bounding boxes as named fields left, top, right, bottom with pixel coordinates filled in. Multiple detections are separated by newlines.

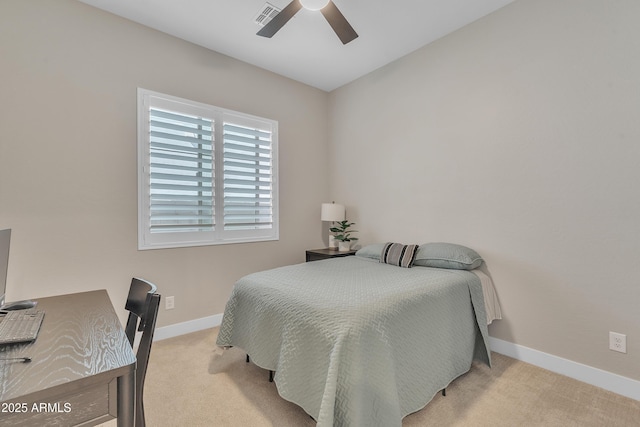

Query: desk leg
left=117, top=370, right=136, bottom=427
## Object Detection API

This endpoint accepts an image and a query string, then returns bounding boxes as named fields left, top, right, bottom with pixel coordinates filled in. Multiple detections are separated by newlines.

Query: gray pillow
left=355, top=243, right=385, bottom=261
left=413, top=242, right=483, bottom=270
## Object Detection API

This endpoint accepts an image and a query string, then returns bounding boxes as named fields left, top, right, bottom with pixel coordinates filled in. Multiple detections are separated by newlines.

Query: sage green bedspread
left=216, top=256, right=491, bottom=427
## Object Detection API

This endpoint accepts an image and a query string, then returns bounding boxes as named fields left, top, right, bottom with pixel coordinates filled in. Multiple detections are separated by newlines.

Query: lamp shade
left=321, top=203, right=345, bottom=222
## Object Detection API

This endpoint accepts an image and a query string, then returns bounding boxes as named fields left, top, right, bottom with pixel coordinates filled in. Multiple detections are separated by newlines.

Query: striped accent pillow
left=380, top=242, right=419, bottom=268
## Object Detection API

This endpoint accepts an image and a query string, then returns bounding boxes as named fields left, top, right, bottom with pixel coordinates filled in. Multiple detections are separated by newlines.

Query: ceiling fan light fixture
left=299, top=0, right=330, bottom=11
left=257, top=0, right=357, bottom=45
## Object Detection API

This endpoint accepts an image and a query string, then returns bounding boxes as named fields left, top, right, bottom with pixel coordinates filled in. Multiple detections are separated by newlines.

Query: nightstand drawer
left=306, top=248, right=357, bottom=262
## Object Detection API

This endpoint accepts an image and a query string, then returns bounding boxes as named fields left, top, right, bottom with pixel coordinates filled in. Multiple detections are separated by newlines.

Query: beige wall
left=329, top=0, right=640, bottom=380
left=0, top=1, right=329, bottom=327
left=2, top=0, right=639, bottom=386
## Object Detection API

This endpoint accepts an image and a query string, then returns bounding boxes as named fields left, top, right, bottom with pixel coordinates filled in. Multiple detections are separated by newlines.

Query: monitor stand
left=0, top=299, right=37, bottom=311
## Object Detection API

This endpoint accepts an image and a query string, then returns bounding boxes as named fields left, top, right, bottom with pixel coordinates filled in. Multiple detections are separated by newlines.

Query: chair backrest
left=124, top=277, right=160, bottom=427
left=125, top=277, right=157, bottom=346
left=135, top=292, right=160, bottom=427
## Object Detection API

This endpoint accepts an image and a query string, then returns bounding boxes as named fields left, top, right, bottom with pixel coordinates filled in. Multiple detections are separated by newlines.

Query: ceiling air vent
left=254, top=2, right=282, bottom=27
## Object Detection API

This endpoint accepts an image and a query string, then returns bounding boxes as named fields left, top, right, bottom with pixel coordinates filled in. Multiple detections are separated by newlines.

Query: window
left=137, top=89, right=278, bottom=249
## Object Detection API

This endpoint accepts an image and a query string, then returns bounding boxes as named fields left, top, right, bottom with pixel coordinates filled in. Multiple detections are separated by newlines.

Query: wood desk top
left=0, top=290, right=136, bottom=404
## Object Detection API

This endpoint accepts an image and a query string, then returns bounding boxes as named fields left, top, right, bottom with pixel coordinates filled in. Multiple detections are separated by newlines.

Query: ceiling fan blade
left=257, top=0, right=303, bottom=38
left=321, top=1, right=358, bottom=45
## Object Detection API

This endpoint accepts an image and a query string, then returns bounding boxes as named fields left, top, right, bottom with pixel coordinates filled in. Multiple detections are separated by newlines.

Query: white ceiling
left=79, top=0, right=515, bottom=92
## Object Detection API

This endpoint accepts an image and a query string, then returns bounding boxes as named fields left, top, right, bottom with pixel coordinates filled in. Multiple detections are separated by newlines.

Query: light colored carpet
left=139, top=328, right=639, bottom=426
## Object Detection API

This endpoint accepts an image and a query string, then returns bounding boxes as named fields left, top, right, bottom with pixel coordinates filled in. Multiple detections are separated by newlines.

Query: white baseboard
left=154, top=317, right=639, bottom=402
left=489, top=337, right=640, bottom=401
left=154, top=313, right=223, bottom=341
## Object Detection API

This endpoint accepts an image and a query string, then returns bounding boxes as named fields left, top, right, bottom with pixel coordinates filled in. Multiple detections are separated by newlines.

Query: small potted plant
left=330, top=220, right=359, bottom=251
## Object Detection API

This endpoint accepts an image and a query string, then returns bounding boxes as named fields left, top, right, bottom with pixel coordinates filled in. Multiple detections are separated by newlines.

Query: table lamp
left=321, top=202, right=345, bottom=249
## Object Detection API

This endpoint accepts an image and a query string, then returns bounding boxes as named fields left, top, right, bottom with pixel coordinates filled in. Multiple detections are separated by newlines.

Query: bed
left=216, top=243, right=501, bottom=427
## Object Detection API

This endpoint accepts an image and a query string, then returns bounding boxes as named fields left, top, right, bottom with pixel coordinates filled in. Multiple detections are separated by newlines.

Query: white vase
left=338, top=241, right=351, bottom=252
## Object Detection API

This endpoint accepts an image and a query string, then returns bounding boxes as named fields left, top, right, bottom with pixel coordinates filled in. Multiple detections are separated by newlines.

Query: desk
left=0, top=290, right=136, bottom=426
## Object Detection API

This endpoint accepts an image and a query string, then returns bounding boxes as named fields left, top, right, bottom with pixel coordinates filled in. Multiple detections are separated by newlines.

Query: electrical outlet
left=609, top=332, right=626, bottom=353
left=165, top=296, right=175, bottom=310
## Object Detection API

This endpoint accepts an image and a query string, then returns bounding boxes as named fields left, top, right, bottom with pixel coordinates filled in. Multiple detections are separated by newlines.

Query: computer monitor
left=0, top=229, right=36, bottom=311
left=0, top=229, right=10, bottom=308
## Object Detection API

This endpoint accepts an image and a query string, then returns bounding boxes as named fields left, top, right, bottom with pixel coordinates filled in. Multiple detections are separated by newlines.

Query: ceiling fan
left=257, top=0, right=358, bottom=45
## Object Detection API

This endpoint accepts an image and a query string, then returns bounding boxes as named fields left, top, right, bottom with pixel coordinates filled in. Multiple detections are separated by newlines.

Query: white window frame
left=137, top=88, right=279, bottom=250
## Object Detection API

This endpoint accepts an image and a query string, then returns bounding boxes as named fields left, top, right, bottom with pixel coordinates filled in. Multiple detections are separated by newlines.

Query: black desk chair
left=125, top=278, right=161, bottom=427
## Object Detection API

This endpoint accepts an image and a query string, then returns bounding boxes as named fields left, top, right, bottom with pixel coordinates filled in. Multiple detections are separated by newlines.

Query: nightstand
left=306, top=248, right=357, bottom=262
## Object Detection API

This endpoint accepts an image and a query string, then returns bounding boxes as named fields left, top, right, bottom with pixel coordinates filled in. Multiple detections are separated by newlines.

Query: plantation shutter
left=138, top=89, right=278, bottom=250
left=149, top=108, right=214, bottom=233
left=223, top=117, right=274, bottom=232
